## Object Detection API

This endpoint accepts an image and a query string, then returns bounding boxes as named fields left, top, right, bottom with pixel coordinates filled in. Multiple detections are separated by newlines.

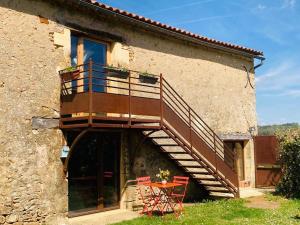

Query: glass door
left=68, top=133, right=98, bottom=213
left=68, top=132, right=120, bottom=216
left=71, top=35, right=107, bottom=93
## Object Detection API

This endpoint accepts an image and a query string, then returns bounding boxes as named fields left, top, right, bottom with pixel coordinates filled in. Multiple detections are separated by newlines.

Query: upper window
left=71, top=34, right=109, bottom=92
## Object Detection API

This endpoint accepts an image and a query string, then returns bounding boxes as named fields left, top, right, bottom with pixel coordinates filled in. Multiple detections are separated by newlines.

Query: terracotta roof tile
left=81, top=0, right=263, bottom=56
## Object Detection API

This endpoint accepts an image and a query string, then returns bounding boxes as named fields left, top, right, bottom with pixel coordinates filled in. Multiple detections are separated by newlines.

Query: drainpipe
left=254, top=56, right=265, bottom=71
left=244, top=56, right=265, bottom=89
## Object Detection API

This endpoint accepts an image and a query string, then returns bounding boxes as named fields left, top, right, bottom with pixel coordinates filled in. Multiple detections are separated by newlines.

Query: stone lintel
left=32, top=117, right=59, bottom=129
left=218, top=133, right=252, bottom=141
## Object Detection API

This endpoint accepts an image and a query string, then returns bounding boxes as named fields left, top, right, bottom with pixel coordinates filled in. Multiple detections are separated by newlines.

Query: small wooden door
left=254, top=136, right=281, bottom=187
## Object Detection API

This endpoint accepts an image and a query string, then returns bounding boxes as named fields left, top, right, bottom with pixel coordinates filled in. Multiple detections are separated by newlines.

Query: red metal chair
left=171, top=176, right=189, bottom=216
left=136, top=176, right=155, bottom=216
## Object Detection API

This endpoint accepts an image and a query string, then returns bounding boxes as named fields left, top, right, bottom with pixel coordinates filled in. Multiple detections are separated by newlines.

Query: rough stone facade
left=0, top=0, right=258, bottom=224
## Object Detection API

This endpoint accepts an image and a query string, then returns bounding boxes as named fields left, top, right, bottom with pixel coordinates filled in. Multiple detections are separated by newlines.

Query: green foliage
left=155, top=168, right=170, bottom=181
left=104, top=64, right=129, bottom=72
left=64, top=66, right=77, bottom=72
left=258, top=123, right=299, bottom=135
left=140, top=71, right=156, bottom=78
left=276, top=128, right=300, bottom=198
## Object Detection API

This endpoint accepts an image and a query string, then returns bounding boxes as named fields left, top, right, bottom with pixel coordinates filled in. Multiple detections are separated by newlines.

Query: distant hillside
left=258, top=123, right=300, bottom=135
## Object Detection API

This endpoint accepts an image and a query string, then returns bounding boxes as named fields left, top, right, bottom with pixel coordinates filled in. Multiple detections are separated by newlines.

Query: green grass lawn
left=114, top=195, right=300, bottom=225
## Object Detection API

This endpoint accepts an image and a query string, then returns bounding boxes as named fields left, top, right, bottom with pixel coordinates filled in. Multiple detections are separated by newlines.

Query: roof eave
left=62, top=0, right=264, bottom=59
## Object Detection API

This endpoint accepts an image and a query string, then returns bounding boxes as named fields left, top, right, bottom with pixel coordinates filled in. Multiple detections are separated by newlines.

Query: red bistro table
left=145, top=182, right=183, bottom=216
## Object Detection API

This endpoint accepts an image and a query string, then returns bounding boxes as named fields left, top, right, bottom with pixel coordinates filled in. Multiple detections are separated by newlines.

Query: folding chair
left=171, top=176, right=189, bottom=216
left=136, top=176, right=156, bottom=216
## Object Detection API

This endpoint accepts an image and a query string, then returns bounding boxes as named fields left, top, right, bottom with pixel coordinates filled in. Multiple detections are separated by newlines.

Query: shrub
left=275, top=128, right=300, bottom=198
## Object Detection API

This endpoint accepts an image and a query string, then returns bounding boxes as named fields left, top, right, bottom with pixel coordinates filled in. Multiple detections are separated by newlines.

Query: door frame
left=67, top=130, right=121, bottom=218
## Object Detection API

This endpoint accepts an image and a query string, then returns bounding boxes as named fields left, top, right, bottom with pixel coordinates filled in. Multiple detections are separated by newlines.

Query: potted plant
left=59, top=66, right=80, bottom=81
left=156, top=168, right=170, bottom=185
left=139, top=72, right=158, bottom=84
left=104, top=64, right=130, bottom=79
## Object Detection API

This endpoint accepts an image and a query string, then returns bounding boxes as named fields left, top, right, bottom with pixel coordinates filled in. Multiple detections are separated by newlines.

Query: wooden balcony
left=60, top=61, right=162, bottom=129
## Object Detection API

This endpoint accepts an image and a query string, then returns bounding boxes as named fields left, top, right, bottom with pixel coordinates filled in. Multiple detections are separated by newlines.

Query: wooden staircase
left=143, top=127, right=238, bottom=198
left=141, top=78, right=239, bottom=198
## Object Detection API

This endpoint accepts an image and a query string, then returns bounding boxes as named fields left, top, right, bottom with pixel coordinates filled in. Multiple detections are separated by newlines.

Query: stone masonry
left=0, top=0, right=259, bottom=224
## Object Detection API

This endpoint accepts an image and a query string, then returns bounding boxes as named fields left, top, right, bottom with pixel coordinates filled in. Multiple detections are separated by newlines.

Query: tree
left=275, top=128, right=300, bottom=198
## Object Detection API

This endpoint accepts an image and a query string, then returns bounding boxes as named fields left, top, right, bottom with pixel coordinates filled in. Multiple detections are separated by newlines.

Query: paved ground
left=245, top=195, right=280, bottom=209
left=68, top=209, right=140, bottom=225
left=239, top=187, right=275, bottom=198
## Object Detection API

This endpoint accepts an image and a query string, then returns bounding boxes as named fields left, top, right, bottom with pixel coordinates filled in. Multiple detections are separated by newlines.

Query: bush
left=275, top=128, right=300, bottom=198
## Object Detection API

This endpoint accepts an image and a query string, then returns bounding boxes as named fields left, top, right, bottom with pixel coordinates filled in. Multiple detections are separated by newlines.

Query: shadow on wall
left=129, top=130, right=209, bottom=202
left=1, top=0, right=252, bottom=72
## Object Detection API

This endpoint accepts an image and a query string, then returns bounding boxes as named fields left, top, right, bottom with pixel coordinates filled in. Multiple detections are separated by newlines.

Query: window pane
left=83, top=39, right=107, bottom=92
left=71, top=35, right=78, bottom=66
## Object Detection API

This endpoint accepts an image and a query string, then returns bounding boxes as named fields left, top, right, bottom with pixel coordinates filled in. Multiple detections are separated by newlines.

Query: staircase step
left=175, top=158, right=196, bottom=161
left=170, top=154, right=193, bottom=160
left=209, top=192, right=235, bottom=198
left=206, top=187, right=230, bottom=192
left=194, top=176, right=216, bottom=181
left=160, top=144, right=179, bottom=147
left=201, top=182, right=224, bottom=187
left=178, top=161, right=201, bottom=167
left=153, top=139, right=177, bottom=145
left=150, top=136, right=171, bottom=139
left=145, top=130, right=166, bottom=136
left=185, top=167, right=206, bottom=173
left=193, top=174, right=214, bottom=179
left=164, top=151, right=187, bottom=154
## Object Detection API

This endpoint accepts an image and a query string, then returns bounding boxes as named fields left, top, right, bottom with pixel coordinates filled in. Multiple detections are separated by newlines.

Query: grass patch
left=113, top=196, right=300, bottom=225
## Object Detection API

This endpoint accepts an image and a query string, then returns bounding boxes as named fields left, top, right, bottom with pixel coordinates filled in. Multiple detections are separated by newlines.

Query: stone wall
left=0, top=1, right=68, bottom=224
left=0, top=0, right=258, bottom=224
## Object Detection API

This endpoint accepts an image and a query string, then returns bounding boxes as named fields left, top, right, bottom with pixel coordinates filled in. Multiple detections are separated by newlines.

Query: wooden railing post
left=88, top=59, right=93, bottom=126
left=160, top=73, right=163, bottom=128
left=213, top=133, right=218, bottom=172
left=128, top=72, right=131, bottom=127
left=189, top=108, right=192, bottom=155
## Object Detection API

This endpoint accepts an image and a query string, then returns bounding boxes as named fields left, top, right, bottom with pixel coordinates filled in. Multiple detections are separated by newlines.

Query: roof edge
left=70, top=0, right=264, bottom=58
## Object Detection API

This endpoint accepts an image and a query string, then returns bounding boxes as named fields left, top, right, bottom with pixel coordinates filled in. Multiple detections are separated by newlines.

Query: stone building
left=0, top=0, right=264, bottom=224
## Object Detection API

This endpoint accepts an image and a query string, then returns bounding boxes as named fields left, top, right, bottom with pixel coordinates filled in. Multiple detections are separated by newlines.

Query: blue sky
left=99, top=0, right=300, bottom=125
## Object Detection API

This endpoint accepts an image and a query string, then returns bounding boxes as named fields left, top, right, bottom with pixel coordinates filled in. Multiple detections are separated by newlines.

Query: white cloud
left=257, top=4, right=266, bottom=10
left=255, top=62, right=291, bottom=83
left=143, top=0, right=216, bottom=16
left=282, top=0, right=296, bottom=9
left=256, top=60, right=300, bottom=97
left=172, top=14, right=241, bottom=25
left=279, top=89, right=300, bottom=97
